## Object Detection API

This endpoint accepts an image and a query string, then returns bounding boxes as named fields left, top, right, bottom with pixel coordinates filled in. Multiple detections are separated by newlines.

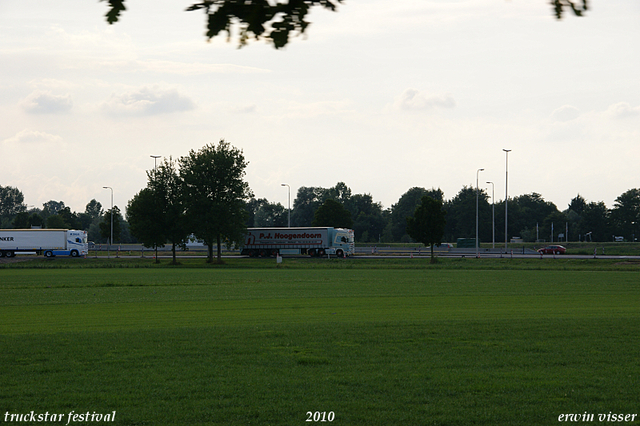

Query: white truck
left=241, top=227, right=355, bottom=258
left=0, top=229, right=88, bottom=258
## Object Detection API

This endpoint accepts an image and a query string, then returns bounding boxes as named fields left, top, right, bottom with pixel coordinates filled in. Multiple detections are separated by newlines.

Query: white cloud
left=272, top=99, right=354, bottom=119
left=136, top=60, right=271, bottom=76
left=101, top=86, right=196, bottom=116
left=2, top=129, right=63, bottom=145
left=606, top=102, right=640, bottom=119
left=393, top=89, right=456, bottom=111
left=231, top=104, right=258, bottom=114
left=20, top=91, right=72, bottom=114
left=550, top=105, right=580, bottom=122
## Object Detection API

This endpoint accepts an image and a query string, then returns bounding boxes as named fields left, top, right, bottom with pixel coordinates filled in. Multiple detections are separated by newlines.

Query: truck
left=241, top=227, right=355, bottom=258
left=0, top=229, right=88, bottom=258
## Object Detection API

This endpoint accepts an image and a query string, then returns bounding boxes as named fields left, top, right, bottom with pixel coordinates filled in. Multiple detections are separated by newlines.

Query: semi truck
left=0, top=229, right=88, bottom=258
left=241, top=227, right=355, bottom=258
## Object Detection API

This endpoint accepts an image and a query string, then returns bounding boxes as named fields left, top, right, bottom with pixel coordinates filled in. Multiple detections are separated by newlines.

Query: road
left=86, top=244, right=640, bottom=261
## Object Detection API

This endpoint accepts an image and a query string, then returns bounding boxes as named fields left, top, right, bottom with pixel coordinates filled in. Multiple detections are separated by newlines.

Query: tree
left=312, top=199, right=353, bottom=228
left=291, top=186, right=328, bottom=227
left=100, top=206, right=123, bottom=244
left=127, top=188, right=167, bottom=262
left=102, top=0, right=587, bottom=49
left=568, top=194, right=587, bottom=216
left=12, top=212, right=30, bottom=229
left=390, top=187, right=443, bottom=242
left=78, top=200, right=103, bottom=231
left=444, top=186, right=490, bottom=242
left=542, top=210, right=567, bottom=243
left=551, top=0, right=588, bottom=19
left=28, top=213, right=44, bottom=228
left=254, top=202, right=288, bottom=227
left=349, top=193, right=386, bottom=242
left=150, top=157, right=189, bottom=264
left=0, top=185, right=26, bottom=227
left=46, top=207, right=81, bottom=229
left=406, top=196, right=447, bottom=263
left=581, top=201, right=610, bottom=242
left=180, top=140, right=253, bottom=263
left=245, top=198, right=267, bottom=227
left=46, top=214, right=67, bottom=229
left=610, top=188, right=640, bottom=242
left=325, top=182, right=352, bottom=206
left=290, top=182, right=357, bottom=227
left=102, top=0, right=342, bottom=49
left=508, top=193, right=559, bottom=242
left=85, top=199, right=103, bottom=220
left=42, top=200, right=65, bottom=218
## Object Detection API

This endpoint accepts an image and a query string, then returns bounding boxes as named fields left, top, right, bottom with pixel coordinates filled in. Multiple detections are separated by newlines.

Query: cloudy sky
left=1, top=0, right=639, bottom=215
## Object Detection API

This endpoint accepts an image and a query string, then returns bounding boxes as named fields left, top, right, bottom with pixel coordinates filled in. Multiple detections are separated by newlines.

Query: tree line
left=0, top=191, right=124, bottom=245
left=2, top=140, right=639, bottom=257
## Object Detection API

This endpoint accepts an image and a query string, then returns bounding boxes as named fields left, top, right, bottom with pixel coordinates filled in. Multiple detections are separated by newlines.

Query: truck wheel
left=70, top=250, right=79, bottom=257
left=336, top=249, right=344, bottom=258
left=318, top=249, right=325, bottom=256
left=0, top=251, right=4, bottom=258
left=308, top=249, right=315, bottom=257
left=44, top=251, right=54, bottom=258
left=5, top=251, right=14, bottom=258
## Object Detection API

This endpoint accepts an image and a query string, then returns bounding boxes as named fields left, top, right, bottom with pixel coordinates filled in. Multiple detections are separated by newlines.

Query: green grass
left=1, top=259, right=639, bottom=425
left=4, top=255, right=640, bottom=271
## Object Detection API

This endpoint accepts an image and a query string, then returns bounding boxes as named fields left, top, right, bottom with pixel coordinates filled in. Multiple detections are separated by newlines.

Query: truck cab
left=329, top=228, right=355, bottom=258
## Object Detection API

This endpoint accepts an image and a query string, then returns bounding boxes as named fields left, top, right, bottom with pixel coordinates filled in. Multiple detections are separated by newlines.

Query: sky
left=1, top=0, right=639, bottom=215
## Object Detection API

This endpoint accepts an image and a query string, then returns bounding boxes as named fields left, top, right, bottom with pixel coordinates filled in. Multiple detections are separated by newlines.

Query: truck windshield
left=336, top=233, right=350, bottom=243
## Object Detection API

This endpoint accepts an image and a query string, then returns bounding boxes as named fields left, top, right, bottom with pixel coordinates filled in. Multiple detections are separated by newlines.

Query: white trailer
left=241, top=227, right=355, bottom=258
left=0, top=229, right=88, bottom=258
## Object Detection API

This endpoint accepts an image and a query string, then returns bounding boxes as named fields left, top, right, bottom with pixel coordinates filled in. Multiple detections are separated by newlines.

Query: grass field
left=1, top=258, right=639, bottom=425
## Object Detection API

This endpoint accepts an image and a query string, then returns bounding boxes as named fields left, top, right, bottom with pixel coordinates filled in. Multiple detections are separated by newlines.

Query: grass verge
left=0, top=261, right=638, bottom=425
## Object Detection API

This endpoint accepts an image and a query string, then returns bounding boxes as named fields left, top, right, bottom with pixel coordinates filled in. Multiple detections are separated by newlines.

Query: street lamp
left=476, top=168, right=484, bottom=258
left=281, top=183, right=291, bottom=228
left=103, top=186, right=113, bottom=259
left=503, top=149, right=511, bottom=252
left=150, top=155, right=160, bottom=170
left=486, top=181, right=495, bottom=249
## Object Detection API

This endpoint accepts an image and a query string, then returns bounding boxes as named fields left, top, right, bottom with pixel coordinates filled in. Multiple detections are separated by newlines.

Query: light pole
left=503, top=149, right=511, bottom=252
left=486, top=181, right=495, bottom=249
left=476, top=168, right=484, bottom=258
left=150, top=155, right=160, bottom=170
left=281, top=183, right=291, bottom=227
left=103, top=186, right=113, bottom=259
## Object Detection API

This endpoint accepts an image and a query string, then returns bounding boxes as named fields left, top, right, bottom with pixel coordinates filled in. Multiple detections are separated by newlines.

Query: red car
left=537, top=245, right=566, bottom=255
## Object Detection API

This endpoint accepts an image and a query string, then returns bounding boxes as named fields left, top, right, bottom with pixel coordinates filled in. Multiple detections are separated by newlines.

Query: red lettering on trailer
left=272, top=233, right=322, bottom=240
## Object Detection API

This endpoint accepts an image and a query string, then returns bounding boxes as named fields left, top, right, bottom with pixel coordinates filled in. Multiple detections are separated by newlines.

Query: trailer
left=241, top=227, right=355, bottom=258
left=0, top=229, right=88, bottom=258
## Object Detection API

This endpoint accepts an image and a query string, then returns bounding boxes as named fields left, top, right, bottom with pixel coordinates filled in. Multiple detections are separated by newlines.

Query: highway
left=85, top=244, right=640, bottom=261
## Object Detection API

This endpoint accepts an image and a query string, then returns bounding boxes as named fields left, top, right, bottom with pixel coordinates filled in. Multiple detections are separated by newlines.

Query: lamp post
left=103, top=186, right=113, bottom=259
left=486, top=181, right=495, bottom=249
left=503, top=149, right=511, bottom=252
left=476, top=168, right=484, bottom=258
left=281, top=183, right=291, bottom=227
left=150, top=155, right=160, bottom=170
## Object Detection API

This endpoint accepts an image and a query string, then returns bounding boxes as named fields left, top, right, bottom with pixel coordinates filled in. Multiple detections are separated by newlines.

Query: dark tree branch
left=101, top=1, right=587, bottom=49
left=551, top=0, right=588, bottom=19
